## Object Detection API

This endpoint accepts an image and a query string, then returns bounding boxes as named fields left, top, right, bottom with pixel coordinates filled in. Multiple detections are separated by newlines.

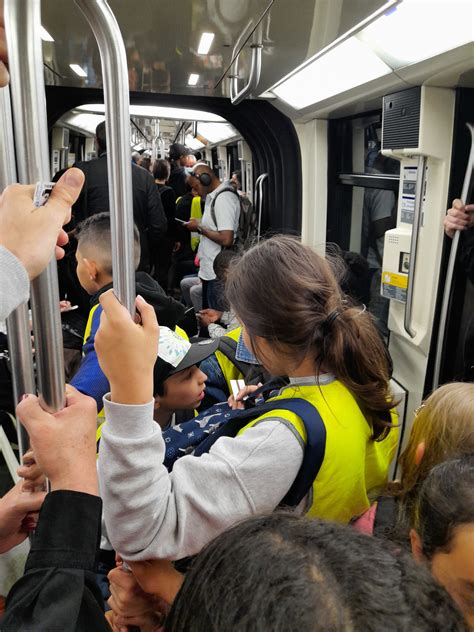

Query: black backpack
left=210, top=185, right=256, bottom=250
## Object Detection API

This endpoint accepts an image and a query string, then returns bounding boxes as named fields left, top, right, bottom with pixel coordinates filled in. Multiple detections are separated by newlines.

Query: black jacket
left=73, top=155, right=167, bottom=272
left=168, top=163, right=188, bottom=198
left=4, top=491, right=109, bottom=632
left=92, top=271, right=186, bottom=328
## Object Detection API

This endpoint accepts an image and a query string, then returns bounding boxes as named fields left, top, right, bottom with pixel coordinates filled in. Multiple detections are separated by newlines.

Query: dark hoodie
left=71, top=272, right=185, bottom=409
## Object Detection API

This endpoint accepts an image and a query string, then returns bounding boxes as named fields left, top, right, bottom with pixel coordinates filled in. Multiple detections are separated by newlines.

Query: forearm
left=200, top=226, right=232, bottom=247
left=99, top=399, right=302, bottom=560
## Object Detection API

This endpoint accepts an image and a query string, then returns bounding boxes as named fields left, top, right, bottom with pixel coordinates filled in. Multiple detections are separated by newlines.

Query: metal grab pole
left=4, top=0, right=65, bottom=413
left=433, top=123, right=474, bottom=389
left=255, top=173, right=268, bottom=242
left=0, top=86, right=35, bottom=456
left=75, top=0, right=136, bottom=315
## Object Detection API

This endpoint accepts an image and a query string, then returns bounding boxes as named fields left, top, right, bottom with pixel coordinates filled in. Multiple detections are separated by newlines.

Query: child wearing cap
left=152, top=328, right=218, bottom=428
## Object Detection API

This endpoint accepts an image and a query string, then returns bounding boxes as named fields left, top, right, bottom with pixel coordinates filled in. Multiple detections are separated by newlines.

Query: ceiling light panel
left=76, top=104, right=225, bottom=123
left=188, top=73, right=200, bottom=86
left=185, top=134, right=205, bottom=150
left=272, top=37, right=391, bottom=110
left=40, top=25, right=54, bottom=42
left=197, top=122, right=237, bottom=144
left=69, top=64, right=87, bottom=78
left=359, top=0, right=474, bottom=68
left=197, top=32, right=215, bottom=55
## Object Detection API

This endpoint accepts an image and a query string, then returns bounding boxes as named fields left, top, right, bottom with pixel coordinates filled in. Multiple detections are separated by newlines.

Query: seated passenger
left=197, top=249, right=240, bottom=339
left=353, top=382, right=474, bottom=540
left=410, top=455, right=474, bottom=629
left=109, top=514, right=468, bottom=632
left=152, top=328, right=217, bottom=428
left=71, top=212, right=184, bottom=410
left=95, top=235, right=399, bottom=561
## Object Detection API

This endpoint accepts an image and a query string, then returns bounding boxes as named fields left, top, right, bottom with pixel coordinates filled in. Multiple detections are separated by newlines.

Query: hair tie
left=322, top=310, right=341, bottom=335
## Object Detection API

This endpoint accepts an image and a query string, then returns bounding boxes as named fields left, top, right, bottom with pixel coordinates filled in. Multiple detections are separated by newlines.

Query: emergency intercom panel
left=381, top=161, right=422, bottom=303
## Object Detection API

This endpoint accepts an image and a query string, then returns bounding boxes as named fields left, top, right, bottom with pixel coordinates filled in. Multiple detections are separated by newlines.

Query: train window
left=327, top=113, right=400, bottom=336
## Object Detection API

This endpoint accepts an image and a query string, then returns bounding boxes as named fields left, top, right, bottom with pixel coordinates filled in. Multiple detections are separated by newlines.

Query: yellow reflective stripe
left=190, top=196, right=202, bottom=251
left=214, top=328, right=244, bottom=394
left=83, top=303, right=101, bottom=349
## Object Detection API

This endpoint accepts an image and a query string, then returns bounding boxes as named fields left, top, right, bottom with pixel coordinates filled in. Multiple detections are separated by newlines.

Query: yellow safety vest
left=214, top=327, right=246, bottom=394
left=190, top=196, right=203, bottom=251
left=239, top=380, right=399, bottom=524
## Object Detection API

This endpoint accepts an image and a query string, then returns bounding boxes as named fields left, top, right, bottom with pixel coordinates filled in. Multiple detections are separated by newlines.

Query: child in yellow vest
left=96, top=235, right=399, bottom=560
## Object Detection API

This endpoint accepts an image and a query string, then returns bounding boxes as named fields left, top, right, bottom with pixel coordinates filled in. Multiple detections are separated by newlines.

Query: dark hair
left=226, top=235, right=395, bottom=439
left=165, top=513, right=468, bottom=631
left=153, top=378, right=166, bottom=398
left=95, top=121, right=107, bottom=153
left=213, top=249, right=240, bottom=281
left=415, top=455, right=474, bottom=559
left=76, top=212, right=141, bottom=274
left=153, top=159, right=171, bottom=181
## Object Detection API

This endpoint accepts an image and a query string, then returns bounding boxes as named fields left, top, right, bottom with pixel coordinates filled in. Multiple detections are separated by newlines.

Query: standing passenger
left=186, top=163, right=240, bottom=309
left=167, top=143, right=190, bottom=197
left=96, top=235, right=398, bottom=561
left=73, top=122, right=167, bottom=273
left=152, top=159, right=176, bottom=291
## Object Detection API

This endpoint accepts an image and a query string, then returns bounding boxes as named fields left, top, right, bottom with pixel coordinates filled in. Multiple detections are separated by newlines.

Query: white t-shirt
left=197, top=183, right=240, bottom=281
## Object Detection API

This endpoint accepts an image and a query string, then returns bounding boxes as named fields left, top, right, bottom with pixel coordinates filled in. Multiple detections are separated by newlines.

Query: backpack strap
left=194, top=397, right=326, bottom=508
left=210, top=185, right=240, bottom=230
left=216, top=336, right=252, bottom=379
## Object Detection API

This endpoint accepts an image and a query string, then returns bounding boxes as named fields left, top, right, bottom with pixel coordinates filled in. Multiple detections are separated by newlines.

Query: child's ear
left=83, top=258, right=98, bottom=280
left=153, top=396, right=161, bottom=410
left=410, top=528, right=424, bottom=563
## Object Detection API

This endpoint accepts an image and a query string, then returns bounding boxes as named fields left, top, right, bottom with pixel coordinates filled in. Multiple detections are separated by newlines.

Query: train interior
left=0, top=0, right=473, bottom=611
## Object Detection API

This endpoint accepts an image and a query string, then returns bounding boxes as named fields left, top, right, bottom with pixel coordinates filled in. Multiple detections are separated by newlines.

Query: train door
left=325, top=87, right=458, bottom=464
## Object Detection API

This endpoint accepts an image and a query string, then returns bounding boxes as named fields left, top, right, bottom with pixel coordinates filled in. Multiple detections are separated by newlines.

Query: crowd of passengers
left=1, top=21, right=474, bottom=631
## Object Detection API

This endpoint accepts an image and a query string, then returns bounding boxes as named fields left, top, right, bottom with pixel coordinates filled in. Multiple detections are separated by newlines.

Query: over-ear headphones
left=191, top=171, right=212, bottom=187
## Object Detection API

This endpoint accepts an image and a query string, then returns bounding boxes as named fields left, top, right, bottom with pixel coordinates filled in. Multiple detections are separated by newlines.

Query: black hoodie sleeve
left=3, top=491, right=109, bottom=632
left=459, top=226, right=474, bottom=285
left=135, top=272, right=185, bottom=328
left=145, top=174, right=168, bottom=245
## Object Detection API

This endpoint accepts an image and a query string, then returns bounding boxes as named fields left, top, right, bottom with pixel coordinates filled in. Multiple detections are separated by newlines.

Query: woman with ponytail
left=96, top=235, right=398, bottom=561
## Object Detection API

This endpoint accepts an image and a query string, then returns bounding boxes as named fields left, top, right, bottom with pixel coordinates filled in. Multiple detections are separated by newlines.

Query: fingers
left=135, top=295, right=159, bottom=332
left=15, top=489, right=46, bottom=514
left=47, top=168, right=85, bottom=225
left=16, top=394, right=52, bottom=433
left=17, top=461, right=43, bottom=482
left=63, top=384, right=95, bottom=411
left=99, top=289, right=131, bottom=326
left=55, top=245, right=65, bottom=261
left=57, top=228, right=69, bottom=247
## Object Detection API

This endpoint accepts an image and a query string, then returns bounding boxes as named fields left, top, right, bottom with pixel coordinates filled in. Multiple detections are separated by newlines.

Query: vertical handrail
left=403, top=156, right=426, bottom=339
left=0, top=86, right=35, bottom=456
left=255, top=173, right=268, bottom=241
left=75, top=0, right=135, bottom=316
left=432, top=123, right=474, bottom=389
left=4, top=0, right=65, bottom=413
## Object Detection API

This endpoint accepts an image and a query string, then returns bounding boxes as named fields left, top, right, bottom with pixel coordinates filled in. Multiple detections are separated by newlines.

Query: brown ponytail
left=226, top=235, right=394, bottom=439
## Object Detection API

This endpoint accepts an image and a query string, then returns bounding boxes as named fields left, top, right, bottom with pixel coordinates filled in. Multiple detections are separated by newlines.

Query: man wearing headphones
left=186, top=164, right=240, bottom=310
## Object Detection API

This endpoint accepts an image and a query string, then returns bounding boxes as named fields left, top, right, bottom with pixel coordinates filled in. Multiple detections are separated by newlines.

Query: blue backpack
left=162, top=390, right=327, bottom=508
